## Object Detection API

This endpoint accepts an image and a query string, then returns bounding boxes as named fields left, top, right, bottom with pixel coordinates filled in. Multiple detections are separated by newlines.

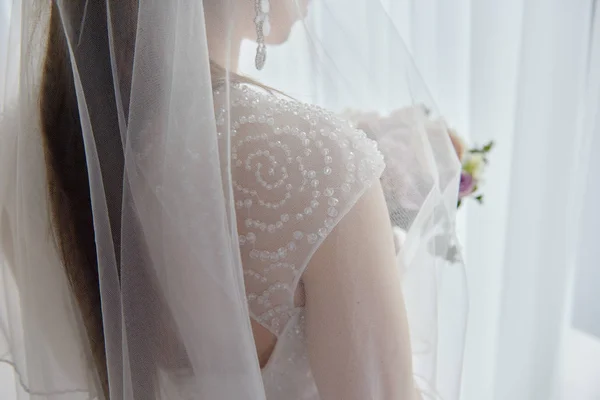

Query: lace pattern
left=214, top=82, right=385, bottom=336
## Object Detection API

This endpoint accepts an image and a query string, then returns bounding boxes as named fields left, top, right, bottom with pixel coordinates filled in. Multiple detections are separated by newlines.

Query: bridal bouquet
left=448, top=130, right=494, bottom=208
left=344, top=106, right=494, bottom=264
left=345, top=106, right=494, bottom=210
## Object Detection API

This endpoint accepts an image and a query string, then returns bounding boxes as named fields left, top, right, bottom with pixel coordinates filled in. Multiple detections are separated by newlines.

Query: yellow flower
left=462, top=153, right=485, bottom=180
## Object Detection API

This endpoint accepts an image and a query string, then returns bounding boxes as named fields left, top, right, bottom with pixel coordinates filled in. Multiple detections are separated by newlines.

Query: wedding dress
left=0, top=1, right=467, bottom=399
left=214, top=81, right=385, bottom=399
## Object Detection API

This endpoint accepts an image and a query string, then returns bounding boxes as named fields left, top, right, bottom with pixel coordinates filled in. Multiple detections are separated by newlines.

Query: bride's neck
left=207, top=32, right=243, bottom=73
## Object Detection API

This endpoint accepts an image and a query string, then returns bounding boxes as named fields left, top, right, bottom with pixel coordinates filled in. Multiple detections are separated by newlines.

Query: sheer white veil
left=0, top=0, right=467, bottom=399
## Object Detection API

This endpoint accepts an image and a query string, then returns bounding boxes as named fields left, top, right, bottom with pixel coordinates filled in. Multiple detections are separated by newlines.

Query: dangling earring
left=254, top=0, right=270, bottom=70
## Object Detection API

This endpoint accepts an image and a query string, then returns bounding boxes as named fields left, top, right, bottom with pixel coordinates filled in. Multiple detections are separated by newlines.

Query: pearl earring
left=254, top=0, right=270, bottom=70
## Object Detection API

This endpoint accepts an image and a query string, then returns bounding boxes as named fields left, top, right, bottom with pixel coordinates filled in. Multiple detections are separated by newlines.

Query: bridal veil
left=0, top=1, right=467, bottom=398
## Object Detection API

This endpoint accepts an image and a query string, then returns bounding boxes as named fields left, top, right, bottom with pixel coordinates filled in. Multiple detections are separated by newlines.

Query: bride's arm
left=303, top=182, right=419, bottom=399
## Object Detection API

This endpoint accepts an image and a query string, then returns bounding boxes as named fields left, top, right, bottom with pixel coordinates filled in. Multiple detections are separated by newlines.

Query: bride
left=0, top=0, right=466, bottom=399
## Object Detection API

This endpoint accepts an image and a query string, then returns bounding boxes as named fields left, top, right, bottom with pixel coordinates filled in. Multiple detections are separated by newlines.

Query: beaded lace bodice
left=211, top=81, right=389, bottom=399
left=213, top=82, right=385, bottom=342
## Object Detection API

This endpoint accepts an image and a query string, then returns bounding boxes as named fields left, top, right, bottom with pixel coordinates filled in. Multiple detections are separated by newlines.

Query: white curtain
left=389, top=0, right=600, bottom=399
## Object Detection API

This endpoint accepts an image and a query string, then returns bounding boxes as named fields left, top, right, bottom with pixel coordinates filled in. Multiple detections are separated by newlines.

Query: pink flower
left=459, top=172, right=476, bottom=198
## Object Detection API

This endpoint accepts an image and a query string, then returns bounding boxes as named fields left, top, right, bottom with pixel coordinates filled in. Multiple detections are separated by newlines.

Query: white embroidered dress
left=213, top=82, right=385, bottom=399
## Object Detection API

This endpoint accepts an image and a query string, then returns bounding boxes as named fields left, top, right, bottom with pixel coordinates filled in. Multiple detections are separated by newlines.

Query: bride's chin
left=266, top=34, right=291, bottom=46
left=266, top=18, right=304, bottom=45
left=284, top=0, right=311, bottom=18
left=266, top=28, right=293, bottom=45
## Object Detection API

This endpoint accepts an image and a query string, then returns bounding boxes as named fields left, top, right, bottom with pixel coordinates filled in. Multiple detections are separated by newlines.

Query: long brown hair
left=39, top=1, right=136, bottom=397
left=39, top=2, right=267, bottom=398
left=40, top=2, right=109, bottom=397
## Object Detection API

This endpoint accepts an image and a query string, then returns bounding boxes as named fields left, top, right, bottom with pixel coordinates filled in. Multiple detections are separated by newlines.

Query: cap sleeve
left=214, top=83, right=385, bottom=335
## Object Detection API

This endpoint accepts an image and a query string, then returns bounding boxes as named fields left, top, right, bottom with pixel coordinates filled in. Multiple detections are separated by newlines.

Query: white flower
left=462, top=152, right=486, bottom=180
left=341, top=105, right=429, bottom=142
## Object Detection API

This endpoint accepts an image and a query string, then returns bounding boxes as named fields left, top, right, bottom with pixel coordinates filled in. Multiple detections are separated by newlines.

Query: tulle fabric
left=0, top=0, right=467, bottom=399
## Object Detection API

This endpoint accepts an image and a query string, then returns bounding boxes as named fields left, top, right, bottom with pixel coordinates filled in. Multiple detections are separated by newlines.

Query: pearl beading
left=214, top=82, right=385, bottom=336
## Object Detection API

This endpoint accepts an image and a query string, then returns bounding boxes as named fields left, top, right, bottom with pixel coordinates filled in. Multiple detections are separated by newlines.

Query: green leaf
left=470, top=141, right=495, bottom=155
left=482, top=141, right=495, bottom=153
left=475, top=195, right=484, bottom=204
